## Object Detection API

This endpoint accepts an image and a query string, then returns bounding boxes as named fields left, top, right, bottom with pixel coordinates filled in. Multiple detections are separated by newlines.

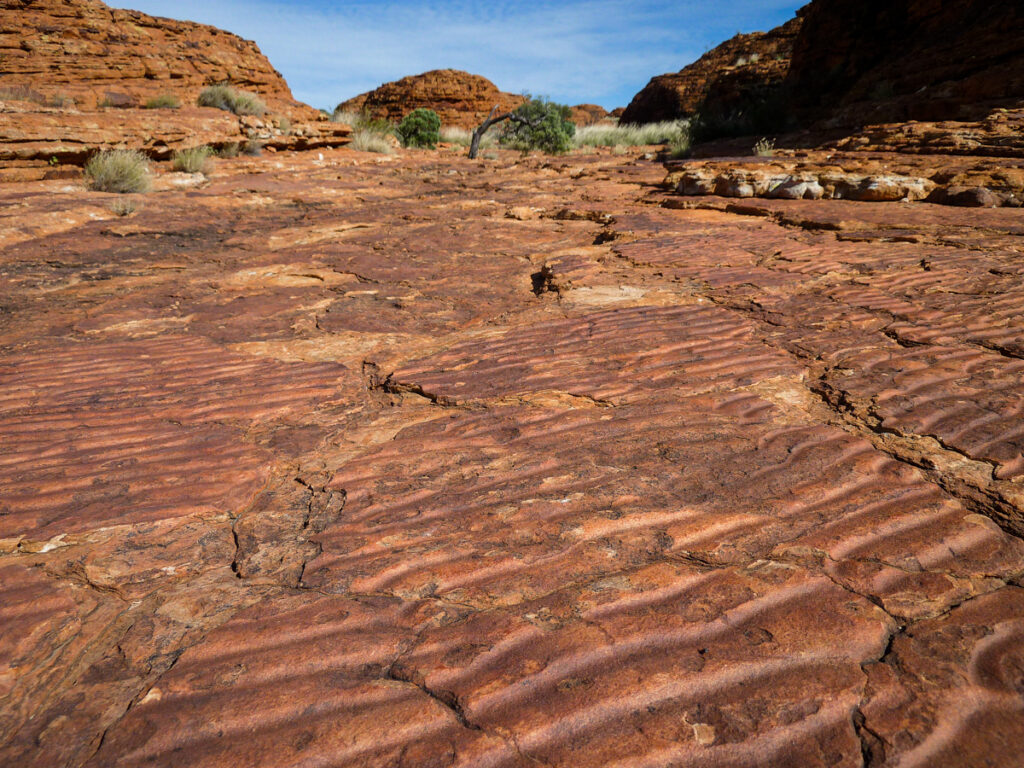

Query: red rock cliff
left=620, top=16, right=802, bottom=125
left=788, top=0, right=1024, bottom=125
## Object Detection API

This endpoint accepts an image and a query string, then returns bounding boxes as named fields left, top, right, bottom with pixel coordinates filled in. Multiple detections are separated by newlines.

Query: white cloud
left=111, top=0, right=803, bottom=110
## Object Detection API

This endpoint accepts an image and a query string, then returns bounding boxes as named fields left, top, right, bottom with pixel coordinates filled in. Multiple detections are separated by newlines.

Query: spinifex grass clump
left=84, top=149, right=152, bottom=194
left=396, top=108, right=441, bottom=148
left=500, top=98, right=575, bottom=154
left=350, top=130, right=394, bottom=154
left=574, top=120, right=689, bottom=148
left=197, top=85, right=267, bottom=116
left=171, top=145, right=214, bottom=173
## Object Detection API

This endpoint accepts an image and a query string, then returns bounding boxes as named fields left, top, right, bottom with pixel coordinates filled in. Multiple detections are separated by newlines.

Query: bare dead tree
left=469, top=105, right=510, bottom=159
left=468, top=104, right=545, bottom=159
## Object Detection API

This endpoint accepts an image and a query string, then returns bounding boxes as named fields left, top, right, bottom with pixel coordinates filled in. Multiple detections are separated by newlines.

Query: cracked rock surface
left=2, top=143, right=1023, bottom=767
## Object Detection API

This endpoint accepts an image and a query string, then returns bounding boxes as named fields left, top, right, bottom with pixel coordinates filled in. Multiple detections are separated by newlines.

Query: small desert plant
left=668, top=129, right=692, bottom=159
left=171, top=145, right=214, bottom=173
left=109, top=198, right=139, bottom=216
left=197, top=84, right=267, bottom=116
left=145, top=93, right=180, bottom=109
left=276, top=115, right=291, bottom=134
left=216, top=142, right=240, bottom=158
left=350, top=129, right=394, bottom=154
left=753, top=137, right=776, bottom=156
left=574, top=120, right=688, bottom=148
left=84, top=149, right=151, bottom=194
left=242, top=140, right=263, bottom=156
left=396, top=108, right=441, bottom=148
left=500, top=98, right=575, bottom=155
left=50, top=93, right=75, bottom=108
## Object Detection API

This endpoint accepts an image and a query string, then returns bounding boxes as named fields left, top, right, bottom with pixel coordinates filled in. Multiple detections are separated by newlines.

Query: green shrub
left=242, top=140, right=263, bottom=156
left=145, top=93, right=180, bottom=109
left=350, top=129, right=394, bottom=154
left=276, top=116, right=291, bottom=134
left=500, top=98, right=575, bottom=155
left=171, top=145, right=214, bottom=173
left=197, top=85, right=267, bottom=116
left=217, top=142, right=240, bottom=158
left=84, top=149, right=151, bottom=194
left=396, top=108, right=441, bottom=148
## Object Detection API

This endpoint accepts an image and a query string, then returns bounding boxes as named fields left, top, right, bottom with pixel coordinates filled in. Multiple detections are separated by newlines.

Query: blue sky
left=111, top=1, right=804, bottom=111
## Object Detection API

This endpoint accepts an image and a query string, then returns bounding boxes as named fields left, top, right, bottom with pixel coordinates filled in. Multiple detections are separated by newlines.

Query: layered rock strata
left=0, top=0, right=296, bottom=110
left=0, top=0, right=350, bottom=179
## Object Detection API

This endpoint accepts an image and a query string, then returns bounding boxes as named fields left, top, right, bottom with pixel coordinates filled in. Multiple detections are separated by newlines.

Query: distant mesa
left=336, top=69, right=609, bottom=128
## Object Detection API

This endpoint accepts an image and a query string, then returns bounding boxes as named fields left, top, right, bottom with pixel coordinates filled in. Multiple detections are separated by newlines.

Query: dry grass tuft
left=171, top=145, right=214, bottom=174
left=350, top=129, right=394, bottom=154
left=574, top=120, right=689, bottom=148
left=197, top=85, right=267, bottom=116
left=84, top=149, right=151, bottom=194
left=109, top=198, right=140, bottom=216
left=753, top=137, right=776, bottom=157
left=145, top=93, right=180, bottom=109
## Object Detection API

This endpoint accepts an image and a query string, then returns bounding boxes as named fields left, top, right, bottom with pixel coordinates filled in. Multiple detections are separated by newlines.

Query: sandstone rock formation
left=2, top=134, right=1024, bottom=767
left=0, top=0, right=349, bottom=179
left=788, top=0, right=1024, bottom=126
left=336, top=69, right=525, bottom=128
left=619, top=16, right=802, bottom=124
left=0, top=0, right=298, bottom=111
left=569, top=103, right=609, bottom=126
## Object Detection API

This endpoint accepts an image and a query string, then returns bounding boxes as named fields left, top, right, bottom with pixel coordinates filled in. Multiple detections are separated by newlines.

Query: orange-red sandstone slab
left=0, top=147, right=1023, bottom=768
left=0, top=335, right=355, bottom=541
